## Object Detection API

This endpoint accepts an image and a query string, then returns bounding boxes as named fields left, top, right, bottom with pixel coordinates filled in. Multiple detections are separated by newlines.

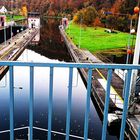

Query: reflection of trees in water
left=28, top=19, right=71, bottom=62
left=41, top=19, right=61, bottom=45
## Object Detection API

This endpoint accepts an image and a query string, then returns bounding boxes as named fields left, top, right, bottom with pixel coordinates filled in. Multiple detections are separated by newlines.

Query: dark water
left=0, top=26, right=26, bottom=43
left=28, top=19, right=71, bottom=62
left=0, top=19, right=117, bottom=140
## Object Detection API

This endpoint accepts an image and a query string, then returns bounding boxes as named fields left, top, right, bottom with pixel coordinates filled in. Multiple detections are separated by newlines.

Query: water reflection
left=28, top=19, right=71, bottom=62
left=0, top=18, right=117, bottom=140
left=0, top=51, right=117, bottom=140
left=0, top=50, right=101, bottom=139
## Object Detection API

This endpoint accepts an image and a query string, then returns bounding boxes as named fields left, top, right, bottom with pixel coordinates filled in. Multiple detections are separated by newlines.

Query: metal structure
left=0, top=61, right=139, bottom=140
left=131, top=12, right=140, bottom=95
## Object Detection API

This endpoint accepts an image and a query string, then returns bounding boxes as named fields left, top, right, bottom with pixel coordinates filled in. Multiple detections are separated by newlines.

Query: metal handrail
left=1, top=61, right=140, bottom=69
left=0, top=61, right=139, bottom=140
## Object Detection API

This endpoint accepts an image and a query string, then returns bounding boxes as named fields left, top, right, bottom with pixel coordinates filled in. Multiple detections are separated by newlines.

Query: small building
left=28, top=12, right=40, bottom=29
left=0, top=15, right=6, bottom=27
left=0, top=6, right=7, bottom=14
left=28, top=12, right=40, bottom=45
left=62, top=17, right=68, bottom=29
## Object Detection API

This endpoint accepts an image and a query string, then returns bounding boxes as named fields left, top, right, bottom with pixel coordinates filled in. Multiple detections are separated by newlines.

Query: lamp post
left=78, top=17, right=82, bottom=49
left=4, top=0, right=7, bottom=46
left=126, top=18, right=133, bottom=64
left=10, top=0, right=13, bottom=43
left=3, top=20, right=7, bottom=47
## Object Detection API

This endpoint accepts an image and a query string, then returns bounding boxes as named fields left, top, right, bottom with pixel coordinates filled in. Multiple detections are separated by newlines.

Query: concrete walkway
left=0, top=28, right=38, bottom=61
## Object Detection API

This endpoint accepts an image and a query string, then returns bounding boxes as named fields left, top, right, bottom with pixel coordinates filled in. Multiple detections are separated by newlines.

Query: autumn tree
left=93, top=17, right=103, bottom=27
left=21, top=3, right=27, bottom=17
left=73, top=10, right=84, bottom=23
left=120, top=0, right=137, bottom=15
left=111, top=0, right=123, bottom=14
left=73, top=6, right=97, bottom=26
left=106, top=15, right=117, bottom=29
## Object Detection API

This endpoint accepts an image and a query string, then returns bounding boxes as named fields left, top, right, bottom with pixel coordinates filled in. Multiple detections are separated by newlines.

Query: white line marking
left=0, top=126, right=93, bottom=140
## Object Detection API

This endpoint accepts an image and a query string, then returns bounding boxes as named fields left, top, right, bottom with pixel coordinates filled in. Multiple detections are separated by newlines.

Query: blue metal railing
left=0, top=61, right=140, bottom=140
left=138, top=125, right=140, bottom=140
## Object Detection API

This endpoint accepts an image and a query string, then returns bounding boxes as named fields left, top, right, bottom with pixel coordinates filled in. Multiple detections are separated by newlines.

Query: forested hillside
left=0, top=0, right=138, bottom=31
left=0, top=0, right=137, bottom=15
left=71, top=0, right=138, bottom=32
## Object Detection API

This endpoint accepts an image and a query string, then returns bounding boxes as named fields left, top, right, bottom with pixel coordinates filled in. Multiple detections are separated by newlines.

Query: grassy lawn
left=66, top=22, right=135, bottom=52
left=6, top=15, right=25, bottom=22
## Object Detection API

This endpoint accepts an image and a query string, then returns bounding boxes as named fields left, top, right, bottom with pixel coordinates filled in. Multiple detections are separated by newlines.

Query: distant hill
left=0, top=0, right=138, bottom=16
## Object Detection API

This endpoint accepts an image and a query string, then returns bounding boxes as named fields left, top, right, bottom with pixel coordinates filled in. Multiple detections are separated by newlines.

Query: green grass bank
left=66, top=22, right=135, bottom=53
left=6, top=15, right=25, bottom=22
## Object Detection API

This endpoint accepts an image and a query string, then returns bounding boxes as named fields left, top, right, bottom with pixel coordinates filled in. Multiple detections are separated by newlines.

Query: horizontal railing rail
left=0, top=61, right=140, bottom=69
left=0, top=126, right=93, bottom=140
left=0, top=61, right=140, bottom=140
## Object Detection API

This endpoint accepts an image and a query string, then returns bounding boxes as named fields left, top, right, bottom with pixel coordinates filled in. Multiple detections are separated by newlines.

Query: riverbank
left=60, top=25, right=139, bottom=139
left=66, top=22, right=135, bottom=53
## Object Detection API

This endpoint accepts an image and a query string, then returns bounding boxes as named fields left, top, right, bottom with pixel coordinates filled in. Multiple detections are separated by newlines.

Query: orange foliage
left=93, top=17, right=103, bottom=27
left=73, top=15, right=78, bottom=23
left=111, top=0, right=123, bottom=14
left=21, top=5, right=27, bottom=17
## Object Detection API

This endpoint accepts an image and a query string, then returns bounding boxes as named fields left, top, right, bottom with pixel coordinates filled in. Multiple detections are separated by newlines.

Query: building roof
left=0, top=6, right=7, bottom=13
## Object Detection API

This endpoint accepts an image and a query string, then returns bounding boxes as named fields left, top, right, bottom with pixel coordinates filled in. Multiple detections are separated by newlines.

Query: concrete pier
left=59, top=25, right=140, bottom=139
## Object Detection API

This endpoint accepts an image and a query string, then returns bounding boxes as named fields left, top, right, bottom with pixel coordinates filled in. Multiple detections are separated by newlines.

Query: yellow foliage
left=21, top=6, right=28, bottom=17
left=73, top=15, right=78, bottom=22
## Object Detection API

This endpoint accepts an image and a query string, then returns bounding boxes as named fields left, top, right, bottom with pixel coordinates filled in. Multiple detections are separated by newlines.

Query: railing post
left=28, top=127, right=29, bottom=140
left=66, top=67, right=73, bottom=140
left=84, top=68, right=92, bottom=140
left=29, top=66, right=34, bottom=140
left=9, top=66, right=14, bottom=140
left=138, top=125, right=140, bottom=140
left=120, top=70, right=132, bottom=140
left=48, top=67, right=54, bottom=140
left=102, top=69, right=112, bottom=140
